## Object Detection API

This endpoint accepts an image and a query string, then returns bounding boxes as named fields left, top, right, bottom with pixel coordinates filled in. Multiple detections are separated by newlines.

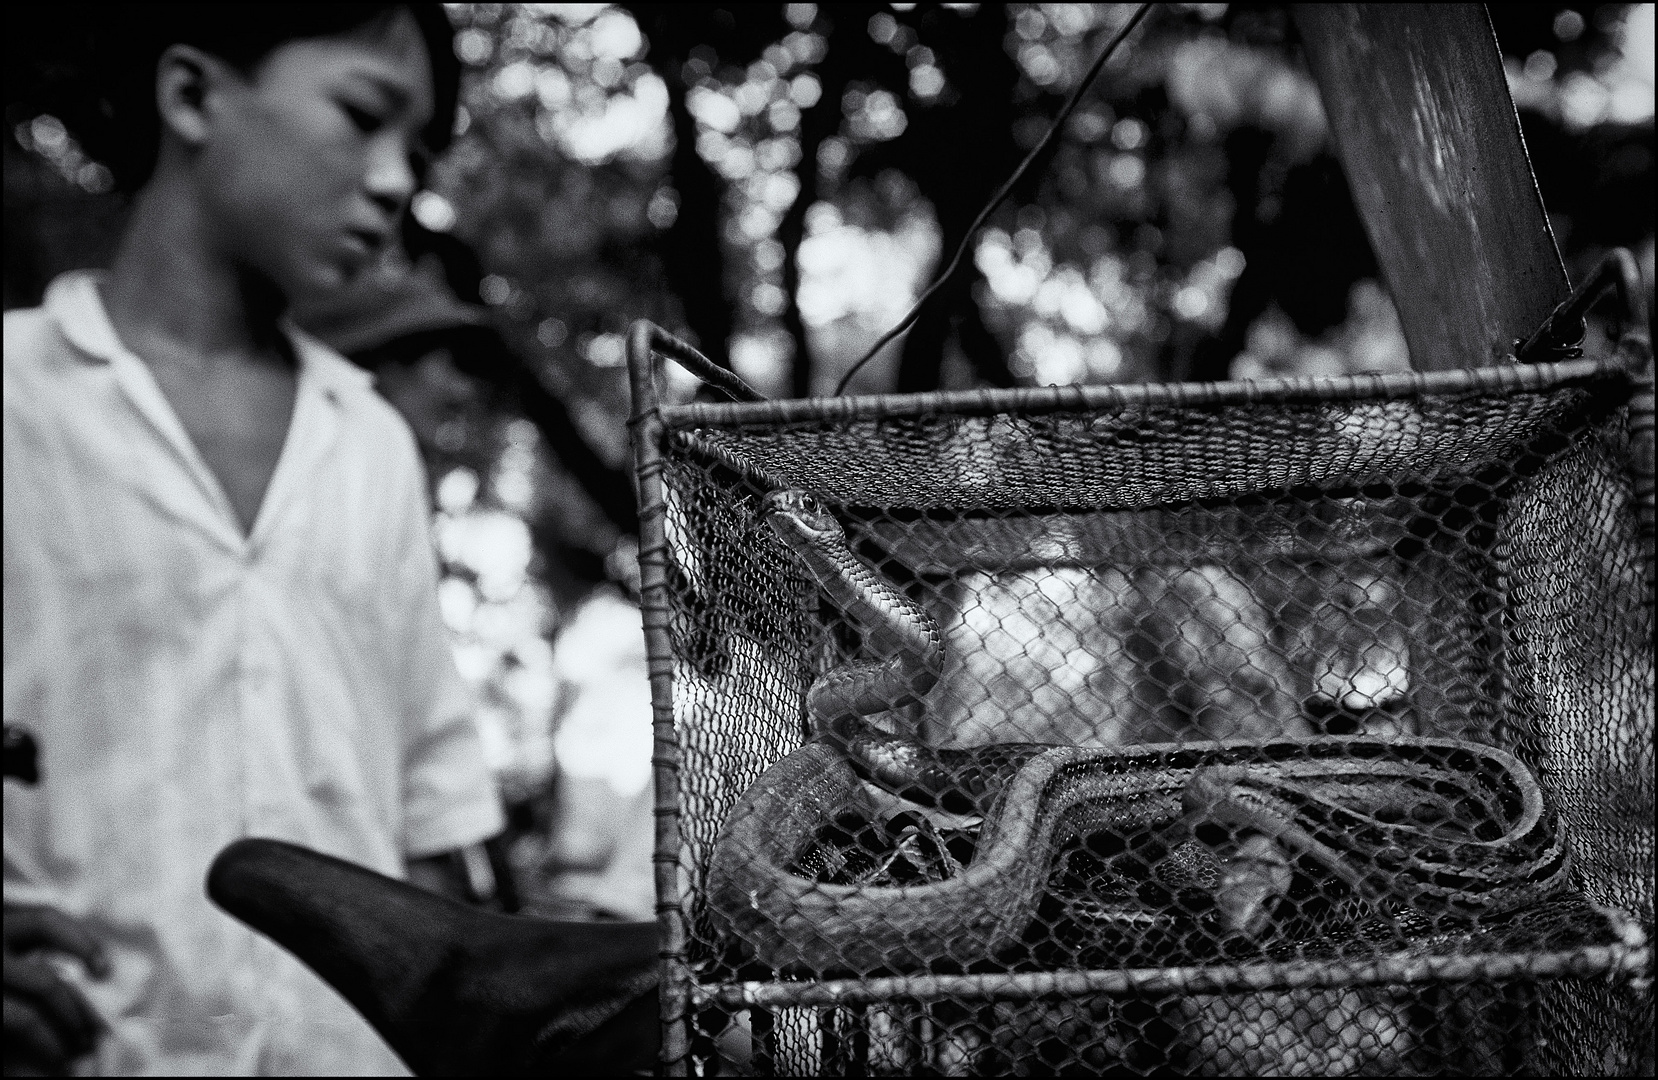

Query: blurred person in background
left=535, top=579, right=658, bottom=924
left=1, top=7, right=522, bottom=1074
left=299, top=221, right=658, bottom=927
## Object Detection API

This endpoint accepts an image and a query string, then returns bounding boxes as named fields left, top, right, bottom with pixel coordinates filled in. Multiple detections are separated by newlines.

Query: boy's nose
left=364, top=135, right=419, bottom=215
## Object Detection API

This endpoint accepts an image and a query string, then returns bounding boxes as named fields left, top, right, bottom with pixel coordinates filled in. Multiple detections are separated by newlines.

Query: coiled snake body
left=705, top=490, right=1569, bottom=975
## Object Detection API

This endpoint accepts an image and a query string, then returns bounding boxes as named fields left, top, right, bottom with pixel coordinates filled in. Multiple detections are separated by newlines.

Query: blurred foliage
left=4, top=4, right=1653, bottom=864
left=7, top=5, right=1653, bottom=393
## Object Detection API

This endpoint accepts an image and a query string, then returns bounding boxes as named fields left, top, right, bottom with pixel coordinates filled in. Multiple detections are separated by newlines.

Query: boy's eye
left=342, top=102, right=385, bottom=134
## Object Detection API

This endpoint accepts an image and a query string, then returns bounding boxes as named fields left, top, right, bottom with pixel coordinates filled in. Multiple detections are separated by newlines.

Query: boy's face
left=193, top=10, right=436, bottom=301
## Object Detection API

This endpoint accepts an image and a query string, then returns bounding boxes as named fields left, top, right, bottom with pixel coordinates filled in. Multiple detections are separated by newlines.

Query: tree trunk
left=1294, top=4, right=1568, bottom=370
left=658, top=77, right=733, bottom=368
left=776, top=63, right=845, bottom=398
left=891, top=4, right=1022, bottom=391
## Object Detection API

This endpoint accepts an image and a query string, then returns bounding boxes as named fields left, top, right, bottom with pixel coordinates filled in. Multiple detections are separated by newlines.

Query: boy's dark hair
left=6, top=5, right=460, bottom=193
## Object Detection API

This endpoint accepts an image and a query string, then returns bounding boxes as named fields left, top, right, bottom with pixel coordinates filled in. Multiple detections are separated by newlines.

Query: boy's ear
left=154, top=44, right=224, bottom=149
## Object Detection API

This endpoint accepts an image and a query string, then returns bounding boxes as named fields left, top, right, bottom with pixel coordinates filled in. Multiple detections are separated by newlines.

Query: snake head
left=760, top=488, right=845, bottom=544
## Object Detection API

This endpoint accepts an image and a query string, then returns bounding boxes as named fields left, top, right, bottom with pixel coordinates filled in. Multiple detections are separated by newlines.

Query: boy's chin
left=288, top=256, right=375, bottom=304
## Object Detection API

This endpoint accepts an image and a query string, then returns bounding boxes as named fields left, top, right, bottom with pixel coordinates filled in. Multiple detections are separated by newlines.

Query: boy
left=4, top=8, right=518, bottom=1073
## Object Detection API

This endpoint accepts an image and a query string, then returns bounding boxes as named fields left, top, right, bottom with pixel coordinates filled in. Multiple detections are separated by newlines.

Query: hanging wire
left=832, top=3, right=1155, bottom=396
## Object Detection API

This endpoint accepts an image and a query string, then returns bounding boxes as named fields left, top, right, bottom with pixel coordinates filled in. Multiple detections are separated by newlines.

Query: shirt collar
left=43, top=269, right=375, bottom=401
left=44, top=269, right=127, bottom=365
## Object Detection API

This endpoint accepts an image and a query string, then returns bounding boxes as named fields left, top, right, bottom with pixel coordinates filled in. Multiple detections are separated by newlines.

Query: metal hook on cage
left=1515, top=246, right=1651, bottom=367
left=627, top=320, right=767, bottom=405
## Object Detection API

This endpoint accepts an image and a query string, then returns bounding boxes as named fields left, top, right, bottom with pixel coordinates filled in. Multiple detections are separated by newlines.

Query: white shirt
left=3, top=272, right=505, bottom=1076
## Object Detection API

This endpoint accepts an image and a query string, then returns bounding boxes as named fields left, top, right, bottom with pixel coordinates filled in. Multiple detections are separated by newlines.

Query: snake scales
left=705, top=489, right=1569, bottom=975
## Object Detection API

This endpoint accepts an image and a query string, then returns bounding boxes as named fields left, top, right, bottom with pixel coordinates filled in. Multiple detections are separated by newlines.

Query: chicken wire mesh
left=629, top=331, right=1654, bottom=1077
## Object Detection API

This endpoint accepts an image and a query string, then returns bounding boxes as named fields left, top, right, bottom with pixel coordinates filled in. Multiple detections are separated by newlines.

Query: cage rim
left=658, top=355, right=1634, bottom=431
left=692, top=934, right=1652, bottom=1011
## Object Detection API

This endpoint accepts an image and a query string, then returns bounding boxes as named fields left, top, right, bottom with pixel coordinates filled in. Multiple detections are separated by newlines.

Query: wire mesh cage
left=628, top=324, right=1655, bottom=1077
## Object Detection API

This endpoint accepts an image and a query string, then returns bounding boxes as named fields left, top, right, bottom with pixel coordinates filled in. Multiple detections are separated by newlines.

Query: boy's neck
left=103, top=172, right=292, bottom=371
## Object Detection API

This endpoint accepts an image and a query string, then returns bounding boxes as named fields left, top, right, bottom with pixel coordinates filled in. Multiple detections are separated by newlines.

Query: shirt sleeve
left=384, top=444, right=505, bottom=859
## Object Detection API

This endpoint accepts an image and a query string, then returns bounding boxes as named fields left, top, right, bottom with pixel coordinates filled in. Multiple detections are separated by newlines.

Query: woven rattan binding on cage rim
left=694, top=919, right=1650, bottom=1011
left=627, top=324, right=1657, bottom=1074
left=660, top=355, right=1634, bottom=427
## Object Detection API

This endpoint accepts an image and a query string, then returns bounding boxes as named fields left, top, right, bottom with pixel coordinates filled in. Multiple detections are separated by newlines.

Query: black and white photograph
left=3, top=3, right=1653, bottom=1076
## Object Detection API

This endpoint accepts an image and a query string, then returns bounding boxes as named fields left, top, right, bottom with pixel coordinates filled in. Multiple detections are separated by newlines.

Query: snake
left=704, top=489, right=1570, bottom=975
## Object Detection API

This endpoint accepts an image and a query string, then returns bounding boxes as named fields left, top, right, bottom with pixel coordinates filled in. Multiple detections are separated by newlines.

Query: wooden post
left=1294, top=5, right=1570, bottom=371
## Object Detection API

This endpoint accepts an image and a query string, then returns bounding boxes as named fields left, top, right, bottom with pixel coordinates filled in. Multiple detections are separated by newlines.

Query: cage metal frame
left=628, top=317, right=1656, bottom=1075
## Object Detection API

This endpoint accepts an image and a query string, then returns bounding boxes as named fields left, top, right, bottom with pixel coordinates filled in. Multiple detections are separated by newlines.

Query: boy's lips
left=344, top=228, right=387, bottom=255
